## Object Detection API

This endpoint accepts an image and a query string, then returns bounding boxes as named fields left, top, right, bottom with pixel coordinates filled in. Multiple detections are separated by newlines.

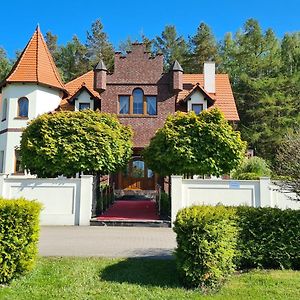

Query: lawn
left=0, top=257, right=300, bottom=300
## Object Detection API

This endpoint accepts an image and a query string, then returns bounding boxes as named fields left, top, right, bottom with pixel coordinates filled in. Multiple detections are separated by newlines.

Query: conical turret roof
left=2, top=25, right=66, bottom=94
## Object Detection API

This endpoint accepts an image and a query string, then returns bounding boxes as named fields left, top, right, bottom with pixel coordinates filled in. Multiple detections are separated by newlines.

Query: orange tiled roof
left=2, top=26, right=66, bottom=94
left=179, top=74, right=239, bottom=121
left=59, top=70, right=99, bottom=111
left=65, top=70, right=99, bottom=100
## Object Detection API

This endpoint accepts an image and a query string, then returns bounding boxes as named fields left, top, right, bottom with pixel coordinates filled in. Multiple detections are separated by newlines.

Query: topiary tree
left=20, top=110, right=133, bottom=177
left=231, top=156, right=271, bottom=180
left=143, top=108, right=246, bottom=178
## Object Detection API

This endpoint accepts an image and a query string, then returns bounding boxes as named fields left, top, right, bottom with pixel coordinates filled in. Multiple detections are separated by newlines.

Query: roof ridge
left=36, top=29, right=39, bottom=83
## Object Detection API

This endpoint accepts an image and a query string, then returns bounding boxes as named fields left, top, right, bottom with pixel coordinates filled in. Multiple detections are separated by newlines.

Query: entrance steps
left=90, top=219, right=171, bottom=227
left=90, top=199, right=170, bottom=228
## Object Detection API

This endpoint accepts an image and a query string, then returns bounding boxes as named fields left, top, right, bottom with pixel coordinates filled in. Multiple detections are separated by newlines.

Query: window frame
left=17, top=97, right=29, bottom=118
left=118, top=89, right=157, bottom=116
left=2, top=98, right=7, bottom=121
left=78, top=102, right=91, bottom=111
left=14, top=150, right=24, bottom=174
left=191, top=103, right=204, bottom=115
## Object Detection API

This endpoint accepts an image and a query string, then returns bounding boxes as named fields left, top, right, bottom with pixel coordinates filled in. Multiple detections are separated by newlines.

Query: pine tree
left=86, top=19, right=114, bottom=71
left=154, top=25, right=187, bottom=71
left=118, top=36, right=133, bottom=54
left=45, top=31, right=58, bottom=58
left=56, top=35, right=90, bottom=82
left=186, top=22, right=219, bottom=73
left=0, top=47, right=11, bottom=81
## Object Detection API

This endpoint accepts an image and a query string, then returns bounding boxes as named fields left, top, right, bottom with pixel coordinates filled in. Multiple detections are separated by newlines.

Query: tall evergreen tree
left=218, top=19, right=299, bottom=164
left=281, top=33, right=300, bottom=75
left=56, top=35, right=90, bottom=82
left=186, top=22, right=219, bottom=73
left=86, top=19, right=114, bottom=71
left=0, top=47, right=11, bottom=81
left=154, top=25, right=187, bottom=71
left=45, top=31, right=58, bottom=58
left=118, top=36, right=133, bottom=54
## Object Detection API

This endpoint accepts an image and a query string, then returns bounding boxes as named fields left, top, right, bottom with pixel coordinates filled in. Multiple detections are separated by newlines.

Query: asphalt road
left=39, top=226, right=177, bottom=259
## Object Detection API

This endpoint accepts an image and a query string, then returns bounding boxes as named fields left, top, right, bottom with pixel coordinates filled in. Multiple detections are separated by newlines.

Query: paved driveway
left=39, top=226, right=177, bottom=258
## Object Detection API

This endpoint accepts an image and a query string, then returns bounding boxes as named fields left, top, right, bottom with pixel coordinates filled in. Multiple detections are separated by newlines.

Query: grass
left=0, top=257, right=300, bottom=300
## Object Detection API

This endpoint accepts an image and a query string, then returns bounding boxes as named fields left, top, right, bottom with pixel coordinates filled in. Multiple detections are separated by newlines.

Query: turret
left=93, top=59, right=107, bottom=92
left=171, top=60, right=183, bottom=92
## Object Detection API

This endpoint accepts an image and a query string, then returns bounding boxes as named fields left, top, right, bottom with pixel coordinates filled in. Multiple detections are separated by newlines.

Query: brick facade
left=95, top=43, right=179, bottom=148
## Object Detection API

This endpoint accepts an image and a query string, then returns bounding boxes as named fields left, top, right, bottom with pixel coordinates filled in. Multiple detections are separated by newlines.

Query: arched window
left=18, top=97, right=29, bottom=118
left=133, top=89, right=144, bottom=114
left=2, top=98, right=7, bottom=121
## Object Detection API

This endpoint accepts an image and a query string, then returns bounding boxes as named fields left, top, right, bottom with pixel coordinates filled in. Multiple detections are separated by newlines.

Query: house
left=0, top=26, right=239, bottom=192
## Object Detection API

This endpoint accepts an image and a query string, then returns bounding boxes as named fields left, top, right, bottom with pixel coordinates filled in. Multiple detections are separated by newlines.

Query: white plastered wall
left=187, top=90, right=207, bottom=112
left=0, top=83, right=62, bottom=174
left=74, top=90, right=94, bottom=111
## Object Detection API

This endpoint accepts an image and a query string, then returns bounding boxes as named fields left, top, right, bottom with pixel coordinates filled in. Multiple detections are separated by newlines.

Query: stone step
left=90, top=218, right=171, bottom=228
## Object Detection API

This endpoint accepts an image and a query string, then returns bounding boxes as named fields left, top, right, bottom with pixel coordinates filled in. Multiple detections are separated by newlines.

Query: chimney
left=204, top=62, right=215, bottom=93
left=93, top=59, right=107, bottom=92
left=171, top=60, right=183, bottom=92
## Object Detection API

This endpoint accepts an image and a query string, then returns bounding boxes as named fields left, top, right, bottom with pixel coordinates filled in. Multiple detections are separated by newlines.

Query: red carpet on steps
left=97, top=200, right=159, bottom=221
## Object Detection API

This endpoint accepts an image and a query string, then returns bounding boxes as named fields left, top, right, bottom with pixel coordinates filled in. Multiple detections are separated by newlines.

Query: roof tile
left=2, top=26, right=66, bottom=93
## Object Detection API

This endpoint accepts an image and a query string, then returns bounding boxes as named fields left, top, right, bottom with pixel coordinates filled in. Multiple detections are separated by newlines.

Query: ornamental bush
left=0, top=198, right=42, bottom=284
left=174, top=205, right=300, bottom=290
left=173, top=206, right=238, bottom=291
left=231, top=156, right=271, bottom=180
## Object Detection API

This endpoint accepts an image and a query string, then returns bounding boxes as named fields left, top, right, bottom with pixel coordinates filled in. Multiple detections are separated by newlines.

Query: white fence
left=171, top=176, right=300, bottom=224
left=0, top=174, right=94, bottom=226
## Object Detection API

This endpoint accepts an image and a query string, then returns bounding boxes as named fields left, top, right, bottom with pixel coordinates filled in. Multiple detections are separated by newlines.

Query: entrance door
left=119, top=158, right=155, bottom=190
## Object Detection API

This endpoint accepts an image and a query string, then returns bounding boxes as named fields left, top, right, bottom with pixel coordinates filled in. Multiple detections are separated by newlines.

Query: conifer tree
left=186, top=22, right=219, bottom=73
left=154, top=25, right=187, bottom=71
left=86, top=19, right=114, bottom=71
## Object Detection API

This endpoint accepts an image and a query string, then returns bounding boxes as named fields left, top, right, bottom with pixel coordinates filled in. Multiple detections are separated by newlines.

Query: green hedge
left=0, top=198, right=42, bottom=284
left=236, top=207, right=300, bottom=270
left=173, top=206, right=238, bottom=290
left=174, top=205, right=300, bottom=290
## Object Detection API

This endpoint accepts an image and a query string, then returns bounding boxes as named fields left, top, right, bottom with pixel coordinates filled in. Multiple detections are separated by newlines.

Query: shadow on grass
left=100, top=258, right=182, bottom=288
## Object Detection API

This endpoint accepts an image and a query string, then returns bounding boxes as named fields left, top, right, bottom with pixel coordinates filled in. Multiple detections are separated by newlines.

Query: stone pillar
left=171, top=175, right=183, bottom=226
left=259, top=177, right=271, bottom=207
left=79, top=175, right=94, bottom=226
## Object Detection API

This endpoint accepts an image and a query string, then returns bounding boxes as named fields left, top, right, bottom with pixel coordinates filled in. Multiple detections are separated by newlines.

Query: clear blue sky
left=1, top=0, right=300, bottom=58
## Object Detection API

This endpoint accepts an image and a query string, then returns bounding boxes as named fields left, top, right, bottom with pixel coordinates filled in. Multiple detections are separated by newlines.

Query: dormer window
left=18, top=97, right=29, bottom=118
left=118, top=88, right=157, bottom=115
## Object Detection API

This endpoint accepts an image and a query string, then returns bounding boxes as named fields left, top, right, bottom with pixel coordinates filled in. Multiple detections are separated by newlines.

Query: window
left=79, top=103, right=90, bottom=111
left=0, top=151, right=4, bottom=173
left=118, top=89, right=157, bottom=115
left=2, top=98, right=7, bottom=121
left=192, top=104, right=203, bottom=115
left=119, top=96, right=130, bottom=114
left=15, top=150, right=23, bottom=174
left=132, top=160, right=145, bottom=178
left=18, top=97, right=29, bottom=118
left=146, top=96, right=157, bottom=115
left=133, top=89, right=144, bottom=114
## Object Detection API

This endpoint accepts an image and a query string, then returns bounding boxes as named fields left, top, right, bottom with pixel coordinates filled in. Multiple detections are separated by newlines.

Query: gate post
left=79, top=175, right=94, bottom=225
left=171, top=175, right=183, bottom=226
